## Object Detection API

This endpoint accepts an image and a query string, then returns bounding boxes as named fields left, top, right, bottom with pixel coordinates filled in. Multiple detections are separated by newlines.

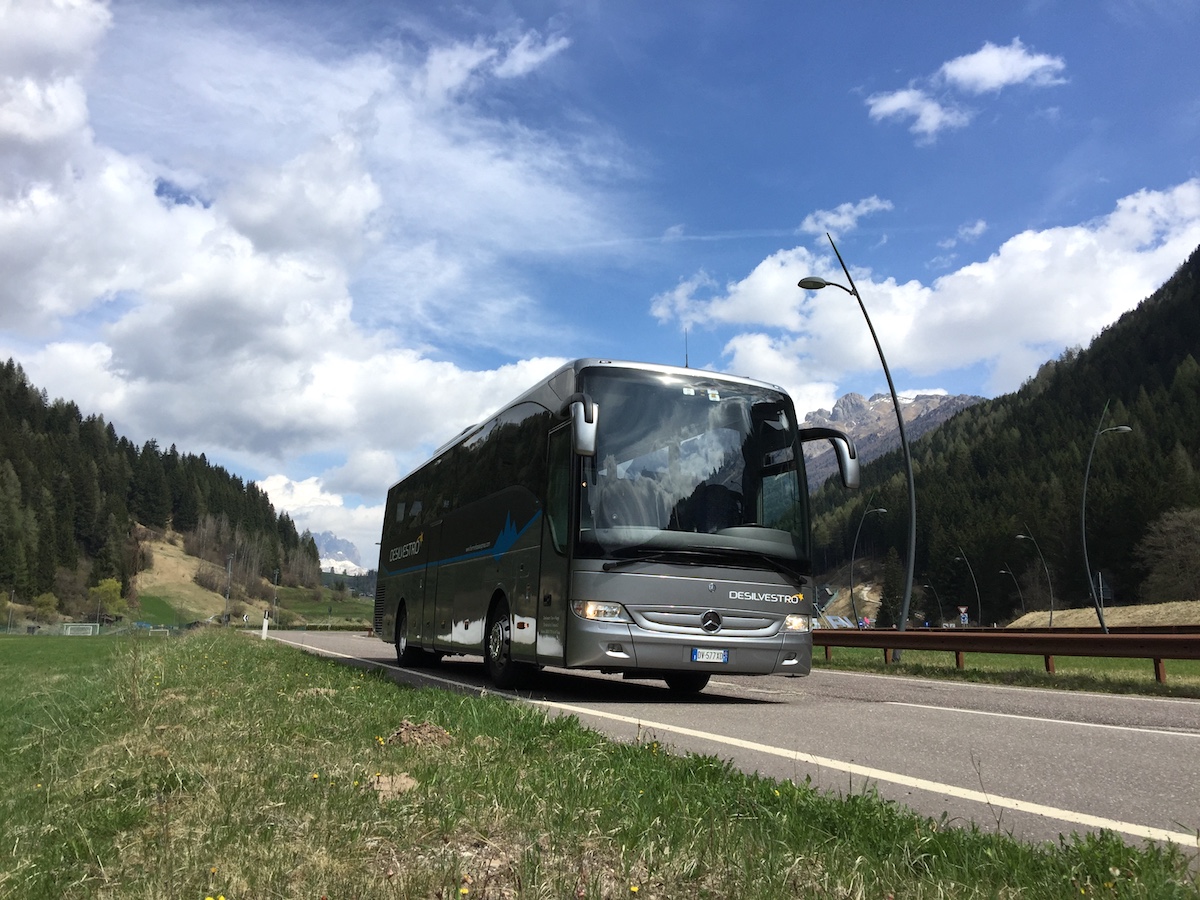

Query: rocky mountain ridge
left=802, top=391, right=984, bottom=490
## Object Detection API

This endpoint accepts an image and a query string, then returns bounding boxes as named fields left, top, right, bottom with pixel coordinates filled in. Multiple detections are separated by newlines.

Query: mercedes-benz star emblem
left=700, top=610, right=722, bottom=633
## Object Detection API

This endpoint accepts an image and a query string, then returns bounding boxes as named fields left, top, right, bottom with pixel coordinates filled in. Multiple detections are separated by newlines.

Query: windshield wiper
left=601, top=548, right=707, bottom=572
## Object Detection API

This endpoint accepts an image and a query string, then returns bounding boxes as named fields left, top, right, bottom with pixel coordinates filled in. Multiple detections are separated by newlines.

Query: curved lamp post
left=1082, top=400, right=1132, bottom=634
left=999, top=565, right=1026, bottom=616
left=923, top=581, right=945, bottom=626
left=954, top=547, right=981, bottom=626
left=849, top=506, right=887, bottom=628
left=800, top=234, right=916, bottom=640
left=1017, top=529, right=1055, bottom=627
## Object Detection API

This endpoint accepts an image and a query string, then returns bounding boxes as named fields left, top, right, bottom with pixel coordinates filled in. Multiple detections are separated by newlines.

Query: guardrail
left=812, top=628, right=1200, bottom=683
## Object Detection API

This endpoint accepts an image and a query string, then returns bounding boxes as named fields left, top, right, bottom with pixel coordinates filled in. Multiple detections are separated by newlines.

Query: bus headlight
left=784, top=614, right=812, bottom=632
left=571, top=600, right=631, bottom=622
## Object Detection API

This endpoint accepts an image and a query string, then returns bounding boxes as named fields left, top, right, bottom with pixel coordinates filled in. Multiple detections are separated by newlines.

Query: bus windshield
left=577, top=368, right=810, bottom=566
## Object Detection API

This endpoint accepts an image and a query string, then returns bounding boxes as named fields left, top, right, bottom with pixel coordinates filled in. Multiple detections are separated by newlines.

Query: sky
left=3, top=0, right=1200, bottom=563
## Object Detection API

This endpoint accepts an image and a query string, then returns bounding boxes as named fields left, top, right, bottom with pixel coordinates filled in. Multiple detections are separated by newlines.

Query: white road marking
left=885, top=702, right=1200, bottom=738
left=270, top=636, right=1200, bottom=849
left=532, top=699, right=1200, bottom=849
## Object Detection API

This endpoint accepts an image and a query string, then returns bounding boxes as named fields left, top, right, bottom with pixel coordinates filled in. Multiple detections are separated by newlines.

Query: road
left=265, top=628, right=1200, bottom=853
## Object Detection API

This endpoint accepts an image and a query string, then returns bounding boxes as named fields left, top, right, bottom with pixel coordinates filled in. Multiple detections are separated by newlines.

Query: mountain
left=802, top=391, right=985, bottom=490
left=314, top=531, right=367, bottom=576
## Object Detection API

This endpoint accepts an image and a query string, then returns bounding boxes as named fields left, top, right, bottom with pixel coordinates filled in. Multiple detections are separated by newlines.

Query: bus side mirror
left=561, top=393, right=599, bottom=457
left=799, top=427, right=860, bottom=490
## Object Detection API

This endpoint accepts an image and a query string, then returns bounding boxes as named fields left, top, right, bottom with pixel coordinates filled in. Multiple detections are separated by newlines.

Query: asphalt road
left=264, top=628, right=1200, bottom=854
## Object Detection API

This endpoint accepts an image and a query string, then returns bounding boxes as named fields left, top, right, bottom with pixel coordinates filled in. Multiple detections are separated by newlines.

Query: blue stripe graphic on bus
left=382, top=511, right=542, bottom=577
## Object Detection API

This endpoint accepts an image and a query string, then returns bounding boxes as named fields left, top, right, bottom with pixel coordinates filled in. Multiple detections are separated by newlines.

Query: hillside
left=809, top=241, right=1200, bottom=626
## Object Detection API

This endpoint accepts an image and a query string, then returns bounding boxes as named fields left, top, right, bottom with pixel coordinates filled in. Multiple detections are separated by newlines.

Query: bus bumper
left=564, top=618, right=812, bottom=676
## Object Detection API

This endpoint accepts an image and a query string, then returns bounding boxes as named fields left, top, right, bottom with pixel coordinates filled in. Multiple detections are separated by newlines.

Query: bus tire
left=484, top=597, right=524, bottom=688
left=664, top=672, right=710, bottom=694
left=395, top=602, right=425, bottom=667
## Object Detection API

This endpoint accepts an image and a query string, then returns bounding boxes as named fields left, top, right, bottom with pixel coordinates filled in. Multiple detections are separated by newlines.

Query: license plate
left=691, top=647, right=728, bottom=663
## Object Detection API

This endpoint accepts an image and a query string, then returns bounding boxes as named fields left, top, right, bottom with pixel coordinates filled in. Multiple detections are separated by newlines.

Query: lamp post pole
left=1081, top=400, right=1131, bottom=634
left=923, top=581, right=945, bottom=626
left=224, top=553, right=233, bottom=625
left=1017, top=529, right=1055, bottom=627
left=800, top=234, right=916, bottom=642
left=849, top=506, right=887, bottom=629
left=999, top=565, right=1025, bottom=616
left=954, top=547, right=982, bottom=626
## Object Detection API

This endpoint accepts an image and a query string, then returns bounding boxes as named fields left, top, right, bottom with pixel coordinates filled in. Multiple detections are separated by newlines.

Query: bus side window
left=546, top=426, right=570, bottom=554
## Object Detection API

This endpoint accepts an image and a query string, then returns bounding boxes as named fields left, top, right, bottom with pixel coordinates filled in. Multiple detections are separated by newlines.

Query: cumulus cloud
left=654, top=179, right=1200, bottom=414
left=939, top=38, right=1066, bottom=94
left=867, top=37, right=1066, bottom=140
left=0, top=0, right=624, bottom=557
left=865, top=88, right=971, bottom=140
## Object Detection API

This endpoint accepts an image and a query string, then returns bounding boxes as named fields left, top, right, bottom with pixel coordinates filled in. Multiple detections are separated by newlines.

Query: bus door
left=422, top=519, right=450, bottom=649
left=536, top=424, right=572, bottom=664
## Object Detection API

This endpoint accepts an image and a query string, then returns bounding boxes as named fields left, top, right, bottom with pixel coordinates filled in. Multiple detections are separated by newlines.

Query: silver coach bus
left=374, top=359, right=859, bottom=693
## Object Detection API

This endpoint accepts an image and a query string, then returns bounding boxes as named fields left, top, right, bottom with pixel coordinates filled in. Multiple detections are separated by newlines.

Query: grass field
left=1, top=631, right=1196, bottom=899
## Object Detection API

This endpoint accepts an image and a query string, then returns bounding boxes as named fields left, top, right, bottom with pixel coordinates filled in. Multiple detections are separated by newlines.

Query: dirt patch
left=386, top=719, right=454, bottom=748
left=373, top=772, right=420, bottom=803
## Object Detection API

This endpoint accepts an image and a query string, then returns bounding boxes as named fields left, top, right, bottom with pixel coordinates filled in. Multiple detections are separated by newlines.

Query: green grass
left=813, top=646, right=1200, bottom=698
left=134, top=593, right=202, bottom=627
left=1, top=632, right=1196, bottom=899
left=275, top=585, right=373, bottom=627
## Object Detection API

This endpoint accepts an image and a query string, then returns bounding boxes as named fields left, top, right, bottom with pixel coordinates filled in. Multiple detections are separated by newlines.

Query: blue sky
left=2, top=0, right=1199, bottom=560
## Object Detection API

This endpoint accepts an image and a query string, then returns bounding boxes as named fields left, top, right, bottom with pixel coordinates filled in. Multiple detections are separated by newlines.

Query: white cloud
left=865, top=88, right=971, bottom=139
left=494, top=32, right=571, bottom=78
left=798, top=196, right=894, bottom=240
left=654, top=179, right=1200, bottom=405
left=939, top=38, right=1066, bottom=94
left=0, top=0, right=623, bottom=551
left=867, top=38, right=1066, bottom=140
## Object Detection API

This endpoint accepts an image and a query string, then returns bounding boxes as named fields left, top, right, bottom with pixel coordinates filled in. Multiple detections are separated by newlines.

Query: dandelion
left=630, top=886, right=639, bottom=894
left=311, top=773, right=319, bottom=780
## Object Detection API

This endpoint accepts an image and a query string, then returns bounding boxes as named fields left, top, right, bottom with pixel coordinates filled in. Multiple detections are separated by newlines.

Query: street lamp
left=849, top=506, right=887, bottom=628
left=1082, top=400, right=1132, bottom=634
left=999, top=565, right=1026, bottom=616
left=954, top=547, right=981, bottom=626
left=923, top=581, right=945, bottom=626
left=1016, top=529, right=1055, bottom=627
left=800, top=233, right=916, bottom=638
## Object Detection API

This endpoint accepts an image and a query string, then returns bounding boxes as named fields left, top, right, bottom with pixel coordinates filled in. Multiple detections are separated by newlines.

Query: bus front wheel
left=484, top=599, right=523, bottom=688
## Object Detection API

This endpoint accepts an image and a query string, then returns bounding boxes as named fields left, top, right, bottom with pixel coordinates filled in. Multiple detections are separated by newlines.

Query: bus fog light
left=572, top=600, right=631, bottom=622
left=784, top=614, right=812, bottom=632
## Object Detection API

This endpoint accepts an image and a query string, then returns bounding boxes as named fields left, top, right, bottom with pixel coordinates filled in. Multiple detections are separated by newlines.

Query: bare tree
left=1135, top=507, right=1200, bottom=602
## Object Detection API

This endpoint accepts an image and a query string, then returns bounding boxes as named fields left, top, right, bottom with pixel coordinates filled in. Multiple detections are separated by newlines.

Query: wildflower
left=630, top=887, right=639, bottom=894
left=311, top=773, right=319, bottom=780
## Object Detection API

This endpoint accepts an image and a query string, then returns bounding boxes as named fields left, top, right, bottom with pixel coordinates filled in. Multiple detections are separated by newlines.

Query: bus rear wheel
left=395, top=603, right=436, bottom=667
left=664, top=672, right=710, bottom=694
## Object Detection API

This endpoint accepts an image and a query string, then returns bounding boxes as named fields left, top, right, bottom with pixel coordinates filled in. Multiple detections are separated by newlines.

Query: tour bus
left=374, top=358, right=859, bottom=693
